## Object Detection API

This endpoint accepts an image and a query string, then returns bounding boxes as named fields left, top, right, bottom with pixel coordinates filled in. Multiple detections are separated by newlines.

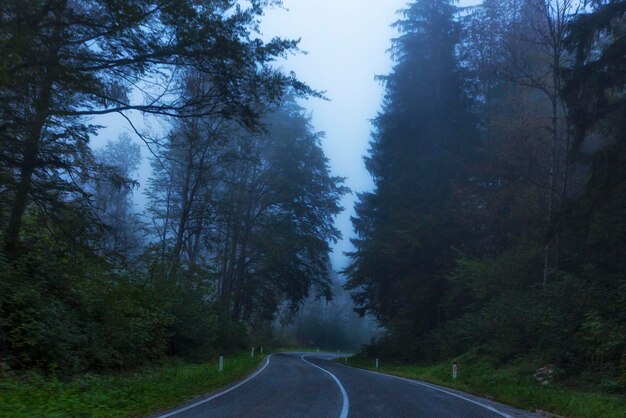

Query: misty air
left=0, top=1, right=624, bottom=417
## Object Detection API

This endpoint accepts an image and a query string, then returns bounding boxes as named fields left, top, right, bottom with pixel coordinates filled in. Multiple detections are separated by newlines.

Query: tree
left=387, top=0, right=626, bottom=374
left=145, top=115, right=228, bottom=278
left=0, top=0, right=311, bottom=254
left=282, top=271, right=378, bottom=351
left=145, top=94, right=347, bottom=322
left=92, top=134, right=142, bottom=257
left=345, top=0, right=477, bottom=356
left=562, top=0, right=626, bottom=212
left=211, top=96, right=348, bottom=322
left=458, top=0, right=552, bottom=260
left=558, top=0, right=626, bottom=371
left=462, top=0, right=582, bottom=284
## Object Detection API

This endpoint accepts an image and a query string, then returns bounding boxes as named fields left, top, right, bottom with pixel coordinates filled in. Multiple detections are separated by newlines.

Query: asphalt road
left=154, top=352, right=540, bottom=418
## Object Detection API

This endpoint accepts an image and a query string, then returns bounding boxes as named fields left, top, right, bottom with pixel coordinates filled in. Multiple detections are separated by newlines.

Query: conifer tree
left=345, top=0, right=477, bottom=355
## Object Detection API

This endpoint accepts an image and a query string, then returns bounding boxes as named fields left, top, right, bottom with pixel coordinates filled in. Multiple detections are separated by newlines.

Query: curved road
left=154, top=353, right=539, bottom=418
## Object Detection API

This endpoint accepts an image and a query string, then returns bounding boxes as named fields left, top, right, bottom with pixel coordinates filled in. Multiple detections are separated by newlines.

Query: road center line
left=333, top=362, right=512, bottom=418
left=301, top=355, right=350, bottom=418
left=155, top=354, right=274, bottom=418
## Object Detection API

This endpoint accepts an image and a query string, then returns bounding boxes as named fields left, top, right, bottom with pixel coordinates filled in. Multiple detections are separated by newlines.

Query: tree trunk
left=4, top=81, right=54, bottom=255
left=543, top=94, right=558, bottom=286
left=4, top=2, right=65, bottom=255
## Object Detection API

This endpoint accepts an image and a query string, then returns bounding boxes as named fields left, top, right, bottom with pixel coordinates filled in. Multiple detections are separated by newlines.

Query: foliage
left=0, top=354, right=263, bottom=418
left=0, top=0, right=313, bottom=254
left=0, top=204, right=251, bottom=374
left=344, top=0, right=478, bottom=354
left=0, top=1, right=344, bottom=381
left=346, top=0, right=626, bottom=387
left=146, top=94, right=347, bottom=323
left=0, top=220, right=172, bottom=373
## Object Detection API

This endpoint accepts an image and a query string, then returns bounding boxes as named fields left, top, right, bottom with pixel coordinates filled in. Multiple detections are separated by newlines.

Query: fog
left=92, top=0, right=479, bottom=271
left=3, top=0, right=623, bottom=406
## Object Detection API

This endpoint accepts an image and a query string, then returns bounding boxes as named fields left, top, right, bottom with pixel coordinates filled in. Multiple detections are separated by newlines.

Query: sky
left=92, top=0, right=480, bottom=272
left=259, top=0, right=406, bottom=271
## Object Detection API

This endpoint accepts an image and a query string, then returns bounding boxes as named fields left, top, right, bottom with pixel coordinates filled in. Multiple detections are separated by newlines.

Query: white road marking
left=332, top=361, right=512, bottom=418
left=155, top=354, right=273, bottom=418
left=301, top=355, right=350, bottom=418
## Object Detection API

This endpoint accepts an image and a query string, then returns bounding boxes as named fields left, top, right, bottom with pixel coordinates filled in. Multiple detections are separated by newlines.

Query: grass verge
left=0, top=353, right=264, bottom=418
left=341, top=353, right=625, bottom=418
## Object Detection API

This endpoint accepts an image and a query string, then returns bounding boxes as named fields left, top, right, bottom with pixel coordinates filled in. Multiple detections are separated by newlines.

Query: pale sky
left=93, top=0, right=480, bottom=272
left=260, top=0, right=405, bottom=271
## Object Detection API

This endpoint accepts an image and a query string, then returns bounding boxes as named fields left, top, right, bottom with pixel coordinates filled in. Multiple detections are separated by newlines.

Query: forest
left=0, top=0, right=349, bottom=374
left=346, top=0, right=625, bottom=390
left=0, top=0, right=624, bottom=404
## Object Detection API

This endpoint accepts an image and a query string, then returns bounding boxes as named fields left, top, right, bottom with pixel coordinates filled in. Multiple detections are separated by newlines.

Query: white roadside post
left=452, top=362, right=458, bottom=380
left=260, top=346, right=263, bottom=354
left=344, top=354, right=348, bottom=364
left=218, top=354, right=224, bottom=373
left=251, top=346, right=255, bottom=357
left=375, top=358, right=379, bottom=369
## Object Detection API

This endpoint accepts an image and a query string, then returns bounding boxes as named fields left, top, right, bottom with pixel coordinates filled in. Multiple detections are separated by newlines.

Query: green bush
left=0, top=245, right=175, bottom=374
left=1, top=237, right=254, bottom=376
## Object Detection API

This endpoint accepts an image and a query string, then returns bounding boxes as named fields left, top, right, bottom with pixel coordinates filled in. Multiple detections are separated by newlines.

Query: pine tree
left=560, top=0, right=626, bottom=304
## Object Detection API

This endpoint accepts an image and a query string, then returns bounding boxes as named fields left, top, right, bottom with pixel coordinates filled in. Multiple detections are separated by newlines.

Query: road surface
left=154, top=352, right=539, bottom=418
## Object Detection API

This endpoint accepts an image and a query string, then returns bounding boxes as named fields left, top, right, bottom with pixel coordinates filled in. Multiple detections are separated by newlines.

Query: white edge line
left=333, top=362, right=512, bottom=418
left=155, top=353, right=274, bottom=418
left=301, top=355, right=350, bottom=418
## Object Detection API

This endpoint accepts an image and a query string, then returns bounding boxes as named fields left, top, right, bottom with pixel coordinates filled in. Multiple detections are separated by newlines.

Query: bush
left=0, top=239, right=173, bottom=374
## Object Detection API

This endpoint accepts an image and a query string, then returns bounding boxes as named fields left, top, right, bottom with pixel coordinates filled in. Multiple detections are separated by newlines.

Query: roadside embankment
left=0, top=353, right=263, bottom=417
left=340, top=353, right=625, bottom=418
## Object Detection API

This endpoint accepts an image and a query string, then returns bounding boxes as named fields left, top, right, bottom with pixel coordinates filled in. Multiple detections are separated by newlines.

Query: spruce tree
left=345, top=0, right=477, bottom=356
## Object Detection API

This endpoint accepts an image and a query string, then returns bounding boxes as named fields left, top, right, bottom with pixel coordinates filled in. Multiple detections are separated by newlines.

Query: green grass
left=0, top=353, right=264, bottom=418
left=342, top=353, right=625, bottom=418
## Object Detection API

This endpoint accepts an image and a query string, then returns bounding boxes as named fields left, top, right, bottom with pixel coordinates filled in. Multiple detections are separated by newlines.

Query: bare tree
left=463, top=0, right=581, bottom=284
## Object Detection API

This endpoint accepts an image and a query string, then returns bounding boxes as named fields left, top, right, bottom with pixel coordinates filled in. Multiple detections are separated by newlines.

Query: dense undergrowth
left=0, top=353, right=263, bottom=418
